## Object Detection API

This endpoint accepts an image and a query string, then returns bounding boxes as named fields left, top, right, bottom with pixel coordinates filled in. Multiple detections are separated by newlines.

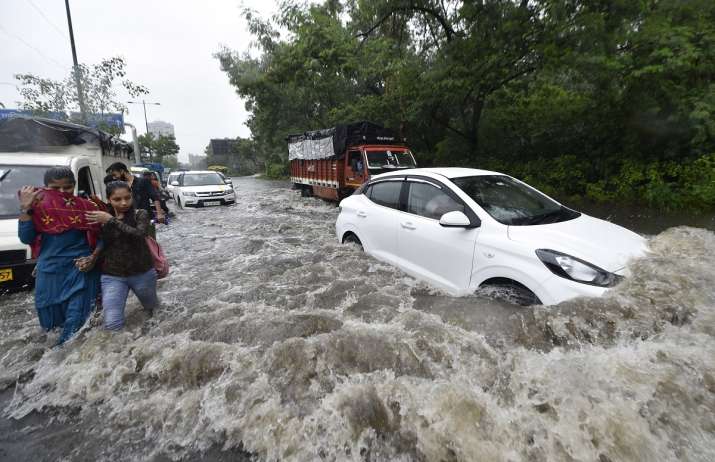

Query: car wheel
left=478, top=278, right=541, bottom=306
left=343, top=233, right=363, bottom=251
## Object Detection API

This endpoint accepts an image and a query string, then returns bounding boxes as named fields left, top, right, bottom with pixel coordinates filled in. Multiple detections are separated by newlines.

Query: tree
left=139, top=133, right=180, bottom=165
left=15, top=57, right=148, bottom=129
left=217, top=0, right=715, bottom=208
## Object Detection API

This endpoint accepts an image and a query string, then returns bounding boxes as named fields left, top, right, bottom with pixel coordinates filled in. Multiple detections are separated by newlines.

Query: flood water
left=1, top=176, right=714, bottom=461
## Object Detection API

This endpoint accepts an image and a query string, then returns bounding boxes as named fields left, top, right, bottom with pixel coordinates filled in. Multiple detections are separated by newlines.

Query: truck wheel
left=300, top=186, right=313, bottom=197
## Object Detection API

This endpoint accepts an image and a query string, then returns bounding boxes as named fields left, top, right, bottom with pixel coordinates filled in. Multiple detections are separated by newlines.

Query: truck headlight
left=535, top=249, right=623, bottom=287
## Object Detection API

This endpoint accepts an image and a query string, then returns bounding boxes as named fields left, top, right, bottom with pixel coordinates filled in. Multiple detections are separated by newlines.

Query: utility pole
left=64, top=0, right=87, bottom=121
left=127, top=100, right=160, bottom=161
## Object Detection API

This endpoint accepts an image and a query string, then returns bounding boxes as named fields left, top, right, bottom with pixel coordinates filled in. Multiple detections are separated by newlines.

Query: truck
left=0, top=116, right=135, bottom=293
left=288, top=121, right=417, bottom=201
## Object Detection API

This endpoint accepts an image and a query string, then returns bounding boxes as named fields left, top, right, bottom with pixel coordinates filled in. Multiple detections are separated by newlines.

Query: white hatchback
left=335, top=168, right=649, bottom=305
left=170, top=170, right=236, bottom=208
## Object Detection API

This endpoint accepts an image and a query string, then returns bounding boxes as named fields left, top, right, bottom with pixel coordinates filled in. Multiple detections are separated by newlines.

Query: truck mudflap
left=0, top=259, right=36, bottom=294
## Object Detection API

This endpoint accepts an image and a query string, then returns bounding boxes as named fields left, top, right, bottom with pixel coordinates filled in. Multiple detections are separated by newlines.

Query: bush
left=207, top=165, right=230, bottom=175
left=480, top=153, right=715, bottom=210
left=264, top=162, right=288, bottom=179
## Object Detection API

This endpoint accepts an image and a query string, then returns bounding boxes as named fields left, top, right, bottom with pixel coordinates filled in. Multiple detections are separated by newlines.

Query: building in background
left=147, top=120, right=175, bottom=138
left=188, top=153, right=207, bottom=170
left=206, top=138, right=240, bottom=172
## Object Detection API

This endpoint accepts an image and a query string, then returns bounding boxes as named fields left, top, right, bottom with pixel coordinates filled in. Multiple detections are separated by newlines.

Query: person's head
left=44, top=167, right=76, bottom=193
left=103, top=173, right=116, bottom=185
left=106, top=162, right=130, bottom=181
left=106, top=181, right=133, bottom=215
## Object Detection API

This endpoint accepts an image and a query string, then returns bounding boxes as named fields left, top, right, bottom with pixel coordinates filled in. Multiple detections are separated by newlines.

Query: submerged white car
left=335, top=168, right=648, bottom=305
left=169, top=170, right=236, bottom=208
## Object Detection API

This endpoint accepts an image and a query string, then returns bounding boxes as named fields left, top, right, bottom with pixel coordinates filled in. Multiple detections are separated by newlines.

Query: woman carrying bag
left=83, top=181, right=164, bottom=330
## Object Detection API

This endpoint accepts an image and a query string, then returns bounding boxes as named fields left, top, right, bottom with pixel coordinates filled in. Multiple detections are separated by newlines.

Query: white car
left=335, top=168, right=649, bottom=306
left=169, top=170, right=236, bottom=208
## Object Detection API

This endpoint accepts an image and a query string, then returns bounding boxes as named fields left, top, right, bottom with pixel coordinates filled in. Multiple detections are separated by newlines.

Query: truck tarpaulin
left=0, top=116, right=133, bottom=158
left=287, top=121, right=401, bottom=161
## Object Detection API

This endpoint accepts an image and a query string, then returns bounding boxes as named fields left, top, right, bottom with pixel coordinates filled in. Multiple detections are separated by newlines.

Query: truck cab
left=0, top=116, right=135, bottom=293
left=344, top=145, right=417, bottom=189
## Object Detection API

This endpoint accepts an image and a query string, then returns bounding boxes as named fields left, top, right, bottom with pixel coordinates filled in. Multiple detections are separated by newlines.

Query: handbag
left=145, top=236, right=169, bottom=279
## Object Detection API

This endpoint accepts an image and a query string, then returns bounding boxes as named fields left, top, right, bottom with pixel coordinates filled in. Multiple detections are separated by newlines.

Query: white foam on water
left=1, top=179, right=713, bottom=461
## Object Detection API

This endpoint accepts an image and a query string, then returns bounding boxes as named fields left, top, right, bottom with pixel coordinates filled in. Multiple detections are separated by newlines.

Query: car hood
left=180, top=185, right=230, bottom=193
left=507, top=214, right=649, bottom=272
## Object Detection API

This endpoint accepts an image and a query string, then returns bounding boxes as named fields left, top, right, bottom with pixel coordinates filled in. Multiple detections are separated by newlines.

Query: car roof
left=374, top=167, right=504, bottom=180
left=180, top=170, right=220, bottom=174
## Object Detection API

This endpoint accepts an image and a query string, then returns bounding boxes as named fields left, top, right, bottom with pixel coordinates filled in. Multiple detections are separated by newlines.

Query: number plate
left=0, top=268, right=13, bottom=282
left=204, top=201, right=221, bottom=206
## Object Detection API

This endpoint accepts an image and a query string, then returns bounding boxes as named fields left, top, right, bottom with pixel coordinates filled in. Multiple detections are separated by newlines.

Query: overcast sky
left=0, top=0, right=277, bottom=161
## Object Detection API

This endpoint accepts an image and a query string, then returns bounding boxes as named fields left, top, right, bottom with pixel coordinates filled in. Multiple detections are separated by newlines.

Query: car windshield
left=365, top=150, right=415, bottom=169
left=183, top=172, right=224, bottom=186
left=0, top=165, right=52, bottom=219
left=451, top=175, right=580, bottom=226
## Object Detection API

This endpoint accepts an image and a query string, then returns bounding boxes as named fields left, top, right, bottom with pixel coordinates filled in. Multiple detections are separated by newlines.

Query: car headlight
left=225, top=188, right=234, bottom=194
left=535, top=249, right=623, bottom=287
left=182, top=191, right=197, bottom=197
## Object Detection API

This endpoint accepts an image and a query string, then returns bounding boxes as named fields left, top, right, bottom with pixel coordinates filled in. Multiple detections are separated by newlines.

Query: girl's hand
left=85, top=211, right=113, bottom=224
left=19, top=186, right=42, bottom=210
left=75, top=256, right=96, bottom=272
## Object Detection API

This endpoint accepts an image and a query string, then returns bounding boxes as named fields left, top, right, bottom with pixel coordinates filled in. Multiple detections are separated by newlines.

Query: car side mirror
left=224, top=179, right=232, bottom=184
left=171, top=181, right=179, bottom=186
left=439, top=211, right=473, bottom=228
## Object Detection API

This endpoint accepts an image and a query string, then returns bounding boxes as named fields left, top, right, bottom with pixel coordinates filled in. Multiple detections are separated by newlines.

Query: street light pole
left=142, top=100, right=149, bottom=134
left=64, top=0, right=87, bottom=121
left=127, top=100, right=160, bottom=162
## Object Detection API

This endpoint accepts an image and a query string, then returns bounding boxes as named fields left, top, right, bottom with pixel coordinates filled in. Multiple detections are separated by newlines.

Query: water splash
left=1, top=178, right=713, bottom=461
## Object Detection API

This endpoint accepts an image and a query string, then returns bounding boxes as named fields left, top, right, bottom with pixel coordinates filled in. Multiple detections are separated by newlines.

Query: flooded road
left=1, top=176, right=714, bottom=461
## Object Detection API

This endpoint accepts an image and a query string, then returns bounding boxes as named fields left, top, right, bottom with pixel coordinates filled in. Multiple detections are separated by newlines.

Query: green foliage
left=217, top=0, right=715, bottom=210
left=208, top=165, right=230, bottom=175
left=15, top=57, right=148, bottom=122
left=139, top=133, right=180, bottom=165
left=264, top=162, right=288, bottom=180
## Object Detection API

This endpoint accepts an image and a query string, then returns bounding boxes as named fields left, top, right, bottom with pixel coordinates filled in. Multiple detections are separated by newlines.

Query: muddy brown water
left=1, top=177, right=714, bottom=461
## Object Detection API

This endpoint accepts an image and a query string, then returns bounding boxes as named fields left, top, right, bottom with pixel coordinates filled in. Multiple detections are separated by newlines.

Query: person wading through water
left=85, top=181, right=158, bottom=330
left=105, top=162, right=164, bottom=237
left=18, top=167, right=101, bottom=345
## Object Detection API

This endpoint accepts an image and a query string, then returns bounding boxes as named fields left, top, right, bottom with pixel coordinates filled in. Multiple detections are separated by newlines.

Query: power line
left=25, top=0, right=68, bottom=40
left=0, top=23, right=68, bottom=71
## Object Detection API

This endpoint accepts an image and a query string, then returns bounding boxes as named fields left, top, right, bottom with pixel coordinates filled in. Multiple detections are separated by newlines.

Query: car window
left=451, top=175, right=579, bottom=225
left=77, top=166, right=94, bottom=197
left=407, top=181, right=463, bottom=220
left=368, top=181, right=402, bottom=209
left=182, top=173, right=224, bottom=186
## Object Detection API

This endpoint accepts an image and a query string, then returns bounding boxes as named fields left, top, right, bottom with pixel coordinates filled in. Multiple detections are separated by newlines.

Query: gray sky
left=0, top=0, right=277, bottom=161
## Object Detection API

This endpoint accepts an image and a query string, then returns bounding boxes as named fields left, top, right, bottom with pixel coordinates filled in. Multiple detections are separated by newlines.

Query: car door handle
left=357, top=211, right=367, bottom=218
left=400, top=222, right=416, bottom=230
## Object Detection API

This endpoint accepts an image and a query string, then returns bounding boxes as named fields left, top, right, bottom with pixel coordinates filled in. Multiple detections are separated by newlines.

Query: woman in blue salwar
left=18, top=167, right=101, bottom=345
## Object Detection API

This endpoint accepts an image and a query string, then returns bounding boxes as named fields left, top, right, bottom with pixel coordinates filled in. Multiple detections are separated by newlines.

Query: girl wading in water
left=18, top=167, right=101, bottom=344
left=85, top=181, right=158, bottom=330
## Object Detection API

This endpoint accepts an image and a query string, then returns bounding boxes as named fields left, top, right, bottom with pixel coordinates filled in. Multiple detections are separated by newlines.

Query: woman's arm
left=17, top=186, right=39, bottom=244
left=18, top=219, right=37, bottom=244
left=106, top=210, right=150, bottom=238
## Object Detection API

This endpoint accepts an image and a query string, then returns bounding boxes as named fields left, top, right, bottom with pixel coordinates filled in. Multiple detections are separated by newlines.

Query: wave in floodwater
left=1, top=177, right=714, bottom=461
